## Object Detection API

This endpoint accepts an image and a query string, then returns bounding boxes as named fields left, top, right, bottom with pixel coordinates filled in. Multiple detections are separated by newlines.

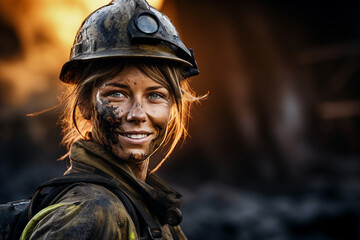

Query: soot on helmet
left=59, top=0, right=199, bottom=84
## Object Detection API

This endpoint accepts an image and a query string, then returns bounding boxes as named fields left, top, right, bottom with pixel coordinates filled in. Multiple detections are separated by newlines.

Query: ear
left=78, top=101, right=92, bottom=120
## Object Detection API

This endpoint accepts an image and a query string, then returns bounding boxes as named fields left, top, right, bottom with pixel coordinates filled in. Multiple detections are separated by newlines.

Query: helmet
left=59, top=0, right=199, bottom=83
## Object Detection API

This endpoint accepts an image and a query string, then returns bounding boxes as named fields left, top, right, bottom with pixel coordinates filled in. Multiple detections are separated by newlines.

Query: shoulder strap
left=23, top=173, right=163, bottom=240
left=11, top=182, right=82, bottom=240
left=10, top=202, right=30, bottom=240
left=169, top=225, right=180, bottom=240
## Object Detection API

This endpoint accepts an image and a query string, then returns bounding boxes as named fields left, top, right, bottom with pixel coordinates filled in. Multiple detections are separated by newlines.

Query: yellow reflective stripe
left=128, top=230, right=136, bottom=240
left=20, top=202, right=71, bottom=240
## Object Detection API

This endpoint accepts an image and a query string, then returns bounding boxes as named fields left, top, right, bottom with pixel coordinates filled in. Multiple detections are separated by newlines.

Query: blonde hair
left=59, top=59, right=201, bottom=173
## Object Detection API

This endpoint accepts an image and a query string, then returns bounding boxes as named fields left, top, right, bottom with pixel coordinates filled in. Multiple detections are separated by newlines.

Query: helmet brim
left=60, top=48, right=193, bottom=84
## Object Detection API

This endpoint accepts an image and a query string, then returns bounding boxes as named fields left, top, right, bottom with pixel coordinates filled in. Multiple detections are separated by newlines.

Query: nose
left=126, top=101, right=146, bottom=123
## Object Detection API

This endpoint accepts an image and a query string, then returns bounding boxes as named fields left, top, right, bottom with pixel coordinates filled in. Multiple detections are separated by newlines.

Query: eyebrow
left=146, top=86, right=166, bottom=91
left=104, top=83, right=166, bottom=91
left=105, top=83, right=130, bottom=89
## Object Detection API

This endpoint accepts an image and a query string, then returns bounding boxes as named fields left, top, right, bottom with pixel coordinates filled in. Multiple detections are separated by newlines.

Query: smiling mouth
left=122, top=133, right=150, bottom=139
left=117, top=132, right=152, bottom=145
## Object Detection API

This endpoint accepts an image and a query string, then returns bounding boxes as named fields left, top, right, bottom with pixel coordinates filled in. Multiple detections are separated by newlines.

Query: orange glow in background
left=0, top=0, right=165, bottom=105
left=0, top=2, right=359, bottom=239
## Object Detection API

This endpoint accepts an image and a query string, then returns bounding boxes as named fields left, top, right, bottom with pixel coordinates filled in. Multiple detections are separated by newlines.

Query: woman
left=20, top=0, right=201, bottom=239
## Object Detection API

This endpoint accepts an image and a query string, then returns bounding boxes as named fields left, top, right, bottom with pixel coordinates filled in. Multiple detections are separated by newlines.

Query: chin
left=111, top=145, right=153, bottom=162
left=129, top=153, right=147, bottom=162
left=118, top=150, right=149, bottom=163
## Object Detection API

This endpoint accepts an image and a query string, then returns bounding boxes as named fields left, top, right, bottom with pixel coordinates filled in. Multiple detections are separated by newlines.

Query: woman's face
left=89, top=65, right=172, bottom=163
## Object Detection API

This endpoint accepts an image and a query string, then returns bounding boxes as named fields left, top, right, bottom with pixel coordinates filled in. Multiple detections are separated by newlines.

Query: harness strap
left=32, top=172, right=163, bottom=239
left=12, top=205, right=30, bottom=240
left=169, top=226, right=180, bottom=240
left=115, top=188, right=162, bottom=240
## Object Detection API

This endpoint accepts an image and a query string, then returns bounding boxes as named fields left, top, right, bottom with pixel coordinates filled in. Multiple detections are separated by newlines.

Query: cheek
left=93, top=101, right=125, bottom=143
left=148, top=104, right=171, bottom=128
left=148, top=105, right=172, bottom=142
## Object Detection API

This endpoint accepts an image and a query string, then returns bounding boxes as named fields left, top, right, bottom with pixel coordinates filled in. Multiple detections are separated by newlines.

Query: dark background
left=0, top=0, right=359, bottom=239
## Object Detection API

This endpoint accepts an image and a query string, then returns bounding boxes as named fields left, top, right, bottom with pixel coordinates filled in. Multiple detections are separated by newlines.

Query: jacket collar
left=68, top=139, right=183, bottom=225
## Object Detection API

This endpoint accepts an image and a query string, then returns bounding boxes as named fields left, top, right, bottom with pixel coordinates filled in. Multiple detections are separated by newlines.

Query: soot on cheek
left=95, top=102, right=124, bottom=145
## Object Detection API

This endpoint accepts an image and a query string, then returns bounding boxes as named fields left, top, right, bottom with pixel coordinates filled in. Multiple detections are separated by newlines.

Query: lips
left=124, top=133, right=149, bottom=139
left=118, top=131, right=153, bottom=145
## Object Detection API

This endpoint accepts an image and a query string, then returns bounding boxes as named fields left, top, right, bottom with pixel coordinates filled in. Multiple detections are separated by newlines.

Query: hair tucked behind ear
left=59, top=59, right=205, bottom=172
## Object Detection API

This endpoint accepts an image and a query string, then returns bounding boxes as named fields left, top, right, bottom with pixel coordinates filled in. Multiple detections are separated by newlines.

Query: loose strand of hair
left=26, top=84, right=78, bottom=117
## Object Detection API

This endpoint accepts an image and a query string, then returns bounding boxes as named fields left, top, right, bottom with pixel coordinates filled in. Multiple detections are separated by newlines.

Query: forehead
left=101, top=64, right=163, bottom=87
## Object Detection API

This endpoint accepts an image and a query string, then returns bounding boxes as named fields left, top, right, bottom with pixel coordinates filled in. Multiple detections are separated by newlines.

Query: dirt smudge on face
left=94, top=95, right=124, bottom=147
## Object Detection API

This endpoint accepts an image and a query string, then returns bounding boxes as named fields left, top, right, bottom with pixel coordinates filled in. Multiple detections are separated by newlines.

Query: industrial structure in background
left=0, top=0, right=359, bottom=239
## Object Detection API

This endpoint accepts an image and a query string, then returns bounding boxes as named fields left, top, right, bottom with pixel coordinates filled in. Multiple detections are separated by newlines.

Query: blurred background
left=0, top=0, right=359, bottom=239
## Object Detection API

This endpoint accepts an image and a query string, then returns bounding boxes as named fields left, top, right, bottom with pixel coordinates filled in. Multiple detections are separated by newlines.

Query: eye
left=109, top=92, right=125, bottom=98
left=148, top=93, right=164, bottom=100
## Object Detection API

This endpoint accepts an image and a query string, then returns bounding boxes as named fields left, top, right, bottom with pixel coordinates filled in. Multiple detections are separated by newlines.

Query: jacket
left=20, top=140, right=187, bottom=240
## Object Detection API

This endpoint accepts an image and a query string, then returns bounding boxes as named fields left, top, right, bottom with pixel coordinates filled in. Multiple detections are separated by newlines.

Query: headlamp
left=128, top=10, right=191, bottom=56
left=127, top=10, right=199, bottom=77
left=135, top=13, right=159, bottom=34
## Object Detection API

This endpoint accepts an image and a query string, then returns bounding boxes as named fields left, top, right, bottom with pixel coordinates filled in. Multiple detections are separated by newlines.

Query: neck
left=127, top=158, right=149, bottom=182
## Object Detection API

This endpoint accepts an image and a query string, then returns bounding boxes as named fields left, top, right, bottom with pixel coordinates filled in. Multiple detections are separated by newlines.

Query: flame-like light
left=148, top=0, right=165, bottom=9
left=0, top=0, right=165, bottom=105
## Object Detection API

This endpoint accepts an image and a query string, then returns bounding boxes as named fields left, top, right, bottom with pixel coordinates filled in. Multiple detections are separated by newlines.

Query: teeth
left=126, top=134, right=148, bottom=139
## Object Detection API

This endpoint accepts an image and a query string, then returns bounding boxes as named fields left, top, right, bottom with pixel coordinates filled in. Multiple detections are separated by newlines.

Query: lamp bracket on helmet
left=128, top=11, right=191, bottom=59
left=128, top=10, right=199, bottom=78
